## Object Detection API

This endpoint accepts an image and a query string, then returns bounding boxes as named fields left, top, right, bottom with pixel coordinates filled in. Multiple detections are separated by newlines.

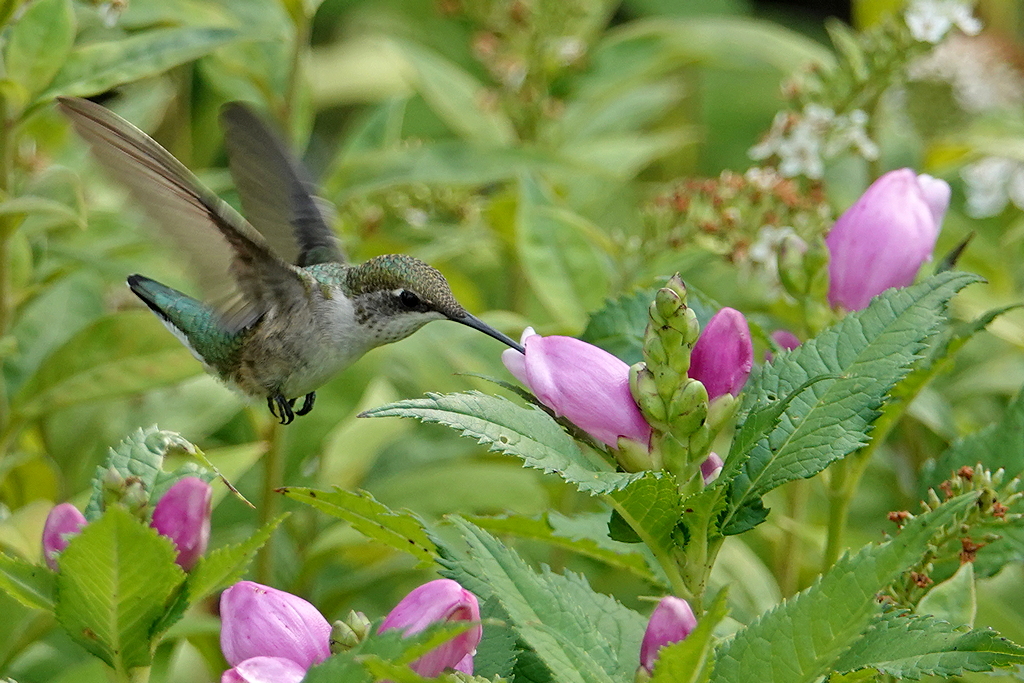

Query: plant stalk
left=256, top=414, right=285, bottom=584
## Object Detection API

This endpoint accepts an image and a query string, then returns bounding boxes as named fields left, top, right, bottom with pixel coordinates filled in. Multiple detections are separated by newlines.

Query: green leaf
left=439, top=518, right=647, bottom=683
left=722, top=272, right=981, bottom=531
left=832, top=609, right=1024, bottom=679
left=916, top=562, right=976, bottom=628
left=651, top=589, right=729, bottom=683
left=4, top=0, right=75, bottom=100
left=0, top=552, right=55, bottom=611
left=926, top=386, right=1024, bottom=488
left=280, top=488, right=437, bottom=567
left=516, top=176, right=612, bottom=330
left=606, top=473, right=683, bottom=559
left=83, top=427, right=211, bottom=520
left=393, top=40, right=515, bottom=145
left=466, top=513, right=660, bottom=585
left=711, top=492, right=980, bottom=683
left=11, top=311, right=201, bottom=421
left=475, top=596, right=519, bottom=679
left=185, top=514, right=285, bottom=603
left=361, top=391, right=642, bottom=494
left=43, top=27, right=238, bottom=100
left=581, top=288, right=657, bottom=365
left=55, top=506, right=185, bottom=670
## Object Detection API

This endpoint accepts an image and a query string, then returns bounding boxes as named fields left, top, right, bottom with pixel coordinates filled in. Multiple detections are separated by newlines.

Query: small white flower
left=749, top=112, right=790, bottom=161
left=906, top=0, right=981, bottom=44
left=404, top=208, right=428, bottom=227
left=961, top=156, right=1020, bottom=217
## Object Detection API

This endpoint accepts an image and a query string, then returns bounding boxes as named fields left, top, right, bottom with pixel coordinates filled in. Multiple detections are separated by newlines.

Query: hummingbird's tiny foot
left=267, top=393, right=294, bottom=424
left=294, top=392, right=316, bottom=416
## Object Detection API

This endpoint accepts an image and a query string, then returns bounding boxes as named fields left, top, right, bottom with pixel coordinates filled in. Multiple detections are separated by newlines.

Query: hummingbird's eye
left=398, top=289, right=421, bottom=309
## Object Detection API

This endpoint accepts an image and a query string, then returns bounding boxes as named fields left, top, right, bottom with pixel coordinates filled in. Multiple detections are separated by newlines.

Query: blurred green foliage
left=0, top=0, right=1023, bottom=680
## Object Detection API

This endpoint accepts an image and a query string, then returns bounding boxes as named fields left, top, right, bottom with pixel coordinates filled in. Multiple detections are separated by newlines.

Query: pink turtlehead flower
left=689, top=308, right=753, bottom=400
left=42, top=503, right=87, bottom=570
left=220, top=581, right=331, bottom=671
left=827, top=168, right=950, bottom=311
left=221, top=656, right=306, bottom=683
left=640, top=596, right=698, bottom=673
left=502, top=328, right=652, bottom=448
left=151, top=477, right=211, bottom=570
left=379, top=579, right=482, bottom=677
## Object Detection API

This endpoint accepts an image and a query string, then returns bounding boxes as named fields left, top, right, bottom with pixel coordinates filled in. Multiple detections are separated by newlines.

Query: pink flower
left=502, top=328, right=652, bottom=448
left=689, top=308, right=753, bottom=400
left=41, top=503, right=87, bottom=570
left=640, top=596, right=697, bottom=673
left=221, top=656, right=306, bottom=683
left=151, top=477, right=212, bottom=570
left=379, top=579, right=482, bottom=677
left=220, top=581, right=331, bottom=671
left=827, top=168, right=950, bottom=311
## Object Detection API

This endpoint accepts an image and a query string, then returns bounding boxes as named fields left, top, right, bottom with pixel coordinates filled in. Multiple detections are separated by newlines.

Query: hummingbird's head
left=347, top=255, right=524, bottom=352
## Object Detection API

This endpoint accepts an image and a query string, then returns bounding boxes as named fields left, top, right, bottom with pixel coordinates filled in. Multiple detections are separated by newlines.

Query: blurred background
left=2, top=0, right=1024, bottom=680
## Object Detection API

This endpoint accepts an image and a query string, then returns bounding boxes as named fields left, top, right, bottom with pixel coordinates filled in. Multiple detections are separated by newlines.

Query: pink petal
left=151, top=477, right=212, bottom=570
left=220, top=581, right=331, bottom=668
left=42, top=503, right=86, bottom=571
left=640, top=597, right=697, bottom=673
left=690, top=308, right=753, bottom=400
left=221, top=657, right=307, bottom=683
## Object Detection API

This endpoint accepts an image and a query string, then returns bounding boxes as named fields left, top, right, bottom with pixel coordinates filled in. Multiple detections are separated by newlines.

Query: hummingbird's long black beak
left=453, top=313, right=525, bottom=354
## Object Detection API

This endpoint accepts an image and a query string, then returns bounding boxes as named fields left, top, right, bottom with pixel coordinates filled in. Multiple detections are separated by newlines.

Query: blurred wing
left=58, top=96, right=308, bottom=332
left=220, top=103, right=345, bottom=267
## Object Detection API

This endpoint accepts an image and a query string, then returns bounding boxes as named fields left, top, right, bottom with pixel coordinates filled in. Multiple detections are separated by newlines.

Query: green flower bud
left=630, top=363, right=668, bottom=427
left=668, top=379, right=709, bottom=435
left=615, top=436, right=656, bottom=472
left=706, top=394, right=738, bottom=433
left=330, top=610, right=372, bottom=653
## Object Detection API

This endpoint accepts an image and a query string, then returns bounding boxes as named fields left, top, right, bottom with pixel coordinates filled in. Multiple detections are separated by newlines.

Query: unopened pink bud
left=42, top=503, right=86, bottom=570
left=220, top=581, right=331, bottom=669
left=151, top=477, right=211, bottom=570
left=503, top=329, right=652, bottom=449
left=701, top=453, right=724, bottom=484
left=640, top=596, right=697, bottom=673
left=689, top=308, right=753, bottom=400
left=827, top=168, right=949, bottom=311
left=379, top=579, right=482, bottom=677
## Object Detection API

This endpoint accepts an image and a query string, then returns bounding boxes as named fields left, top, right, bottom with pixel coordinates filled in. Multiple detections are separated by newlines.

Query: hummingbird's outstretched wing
left=220, top=103, right=345, bottom=267
left=57, top=96, right=308, bottom=332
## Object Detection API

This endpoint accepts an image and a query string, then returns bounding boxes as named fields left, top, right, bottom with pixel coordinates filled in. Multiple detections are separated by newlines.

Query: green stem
left=281, top=9, right=309, bottom=136
left=256, top=414, right=285, bottom=584
left=0, top=106, right=16, bottom=458
left=822, top=445, right=874, bottom=570
left=778, top=478, right=809, bottom=595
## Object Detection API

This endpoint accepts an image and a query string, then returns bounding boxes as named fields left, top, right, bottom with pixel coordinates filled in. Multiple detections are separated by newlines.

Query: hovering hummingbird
left=58, top=97, right=524, bottom=424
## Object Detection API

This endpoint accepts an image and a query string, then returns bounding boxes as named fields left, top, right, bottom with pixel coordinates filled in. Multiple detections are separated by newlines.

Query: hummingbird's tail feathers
left=220, top=103, right=345, bottom=268
left=58, top=97, right=308, bottom=333
left=127, top=274, right=240, bottom=368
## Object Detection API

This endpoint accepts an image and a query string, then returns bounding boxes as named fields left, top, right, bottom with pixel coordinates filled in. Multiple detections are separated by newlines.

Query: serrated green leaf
left=11, top=311, right=201, bottom=421
left=393, top=40, right=515, bottom=145
left=580, top=288, right=658, bottom=365
left=42, top=27, right=238, bottom=100
left=833, top=609, right=1024, bottom=679
left=517, top=176, right=612, bottom=330
left=280, top=488, right=436, bottom=567
left=0, top=552, right=55, bottom=611
left=4, top=0, right=75, bottom=100
left=606, top=473, right=684, bottom=558
left=55, top=506, right=185, bottom=670
left=476, top=596, right=519, bottom=680
left=361, top=391, right=642, bottom=495
left=651, top=589, right=728, bottom=683
left=466, top=513, right=659, bottom=585
left=722, top=272, right=981, bottom=531
left=439, top=518, right=646, bottom=683
left=711, top=492, right=979, bottom=683
left=83, top=427, right=211, bottom=520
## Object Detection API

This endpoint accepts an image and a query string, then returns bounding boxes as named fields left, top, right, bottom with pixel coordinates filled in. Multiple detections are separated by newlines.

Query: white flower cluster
left=749, top=105, right=879, bottom=179
left=905, top=0, right=982, bottom=44
left=961, top=157, right=1024, bottom=217
left=908, top=34, right=1024, bottom=113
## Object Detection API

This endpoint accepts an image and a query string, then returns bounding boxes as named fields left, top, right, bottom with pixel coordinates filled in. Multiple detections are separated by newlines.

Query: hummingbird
left=58, top=96, right=524, bottom=424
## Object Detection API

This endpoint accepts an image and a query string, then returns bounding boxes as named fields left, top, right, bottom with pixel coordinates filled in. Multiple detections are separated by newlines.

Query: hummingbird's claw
left=294, top=392, right=316, bottom=416
left=267, top=393, right=295, bottom=424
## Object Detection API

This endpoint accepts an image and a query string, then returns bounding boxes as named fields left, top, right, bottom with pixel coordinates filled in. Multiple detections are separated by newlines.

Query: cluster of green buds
left=888, top=465, right=1021, bottom=605
left=629, top=275, right=752, bottom=491
left=330, top=610, right=374, bottom=654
